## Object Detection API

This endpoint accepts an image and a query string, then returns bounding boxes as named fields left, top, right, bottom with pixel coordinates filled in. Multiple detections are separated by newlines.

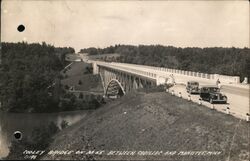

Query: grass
left=61, top=74, right=103, bottom=92
left=61, top=62, right=92, bottom=77
left=42, top=90, right=249, bottom=161
left=60, top=61, right=103, bottom=93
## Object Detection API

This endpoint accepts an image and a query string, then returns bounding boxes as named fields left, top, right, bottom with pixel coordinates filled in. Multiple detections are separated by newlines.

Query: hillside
left=61, top=74, right=103, bottom=93
left=61, top=62, right=92, bottom=77
left=60, top=61, right=103, bottom=93
left=41, top=90, right=249, bottom=161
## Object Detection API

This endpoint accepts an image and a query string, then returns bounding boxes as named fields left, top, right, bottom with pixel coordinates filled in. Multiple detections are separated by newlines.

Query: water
left=0, top=110, right=91, bottom=158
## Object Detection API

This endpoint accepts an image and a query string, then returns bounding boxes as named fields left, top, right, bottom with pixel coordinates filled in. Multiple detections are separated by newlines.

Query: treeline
left=83, top=45, right=250, bottom=81
left=79, top=45, right=117, bottom=55
left=0, top=42, right=74, bottom=112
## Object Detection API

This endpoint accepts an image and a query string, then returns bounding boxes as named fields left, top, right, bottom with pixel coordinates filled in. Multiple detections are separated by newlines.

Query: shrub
left=79, top=92, right=83, bottom=99
left=64, top=84, right=69, bottom=90
left=78, top=80, right=82, bottom=85
left=60, top=120, right=69, bottom=129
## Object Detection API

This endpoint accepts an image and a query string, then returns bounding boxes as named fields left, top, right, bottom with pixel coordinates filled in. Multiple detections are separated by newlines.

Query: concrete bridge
left=92, top=61, right=246, bottom=95
left=89, top=60, right=249, bottom=121
left=92, top=61, right=170, bottom=97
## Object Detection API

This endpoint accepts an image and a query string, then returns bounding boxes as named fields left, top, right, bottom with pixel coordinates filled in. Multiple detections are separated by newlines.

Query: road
left=168, top=84, right=249, bottom=119
left=222, top=85, right=249, bottom=97
left=108, top=62, right=249, bottom=120
left=82, top=59, right=249, bottom=120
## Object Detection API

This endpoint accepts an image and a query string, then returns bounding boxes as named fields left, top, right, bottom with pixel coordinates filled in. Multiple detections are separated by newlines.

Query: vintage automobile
left=186, top=81, right=200, bottom=94
left=199, top=85, right=227, bottom=104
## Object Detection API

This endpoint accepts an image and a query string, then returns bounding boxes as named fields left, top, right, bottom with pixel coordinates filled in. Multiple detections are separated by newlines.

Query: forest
left=0, top=42, right=75, bottom=112
left=81, top=45, right=250, bottom=81
left=1, top=42, right=249, bottom=112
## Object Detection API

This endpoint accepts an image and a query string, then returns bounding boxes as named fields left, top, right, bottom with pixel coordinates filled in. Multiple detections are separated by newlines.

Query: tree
left=78, top=80, right=82, bottom=85
left=79, top=44, right=249, bottom=81
left=79, top=92, right=83, bottom=99
left=64, top=84, right=69, bottom=90
left=0, top=42, right=75, bottom=112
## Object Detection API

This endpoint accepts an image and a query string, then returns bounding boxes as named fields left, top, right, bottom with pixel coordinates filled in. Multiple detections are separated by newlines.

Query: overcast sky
left=1, top=0, right=249, bottom=52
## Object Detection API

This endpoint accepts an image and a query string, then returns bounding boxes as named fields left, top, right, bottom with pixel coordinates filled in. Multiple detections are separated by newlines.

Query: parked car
left=186, top=81, right=200, bottom=94
left=199, top=85, right=227, bottom=104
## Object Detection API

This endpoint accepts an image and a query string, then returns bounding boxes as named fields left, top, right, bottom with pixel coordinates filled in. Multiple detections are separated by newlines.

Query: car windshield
left=201, top=87, right=220, bottom=92
left=191, top=82, right=199, bottom=86
left=209, top=87, right=220, bottom=92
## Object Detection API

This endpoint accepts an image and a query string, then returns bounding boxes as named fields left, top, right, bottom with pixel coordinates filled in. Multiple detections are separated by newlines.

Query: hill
left=41, top=90, right=249, bottom=161
left=61, top=62, right=92, bottom=77
left=60, top=61, right=104, bottom=94
left=61, top=74, right=103, bottom=93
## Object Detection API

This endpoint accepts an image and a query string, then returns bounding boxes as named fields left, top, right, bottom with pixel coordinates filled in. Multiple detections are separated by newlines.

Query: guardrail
left=97, top=62, right=157, bottom=80
left=111, top=62, right=241, bottom=84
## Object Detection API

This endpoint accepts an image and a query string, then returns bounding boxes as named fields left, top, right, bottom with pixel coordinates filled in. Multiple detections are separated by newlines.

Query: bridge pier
left=133, top=77, right=139, bottom=89
left=92, top=62, right=99, bottom=74
left=138, top=78, right=144, bottom=88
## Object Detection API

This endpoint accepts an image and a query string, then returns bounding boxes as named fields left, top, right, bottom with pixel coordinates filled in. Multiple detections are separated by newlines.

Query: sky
left=1, top=0, right=249, bottom=52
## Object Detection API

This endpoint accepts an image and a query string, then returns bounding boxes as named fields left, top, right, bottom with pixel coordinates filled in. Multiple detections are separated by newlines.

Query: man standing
left=216, top=79, right=221, bottom=89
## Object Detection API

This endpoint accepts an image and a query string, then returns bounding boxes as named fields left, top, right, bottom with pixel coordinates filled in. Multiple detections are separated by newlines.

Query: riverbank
left=41, top=90, right=249, bottom=161
left=0, top=110, right=93, bottom=159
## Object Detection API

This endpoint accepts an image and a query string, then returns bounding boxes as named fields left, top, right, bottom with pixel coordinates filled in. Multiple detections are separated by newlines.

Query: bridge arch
left=105, top=79, right=126, bottom=98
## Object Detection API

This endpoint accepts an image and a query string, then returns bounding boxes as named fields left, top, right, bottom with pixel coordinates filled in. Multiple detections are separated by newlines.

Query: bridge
left=93, top=61, right=167, bottom=97
left=88, top=60, right=249, bottom=121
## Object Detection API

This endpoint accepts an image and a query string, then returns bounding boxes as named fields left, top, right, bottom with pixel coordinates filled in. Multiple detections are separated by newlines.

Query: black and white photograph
left=0, top=0, right=249, bottom=160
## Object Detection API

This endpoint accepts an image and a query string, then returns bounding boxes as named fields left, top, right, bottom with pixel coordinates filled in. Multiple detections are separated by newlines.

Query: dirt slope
left=41, top=91, right=249, bottom=161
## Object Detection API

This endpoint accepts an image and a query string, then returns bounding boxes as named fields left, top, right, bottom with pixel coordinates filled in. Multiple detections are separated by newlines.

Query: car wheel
left=210, top=98, right=213, bottom=104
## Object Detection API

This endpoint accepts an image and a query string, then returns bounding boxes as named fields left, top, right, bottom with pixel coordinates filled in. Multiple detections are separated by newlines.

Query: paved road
left=108, top=62, right=249, bottom=120
left=169, top=84, right=249, bottom=120
left=83, top=60, right=249, bottom=120
left=222, top=85, right=249, bottom=97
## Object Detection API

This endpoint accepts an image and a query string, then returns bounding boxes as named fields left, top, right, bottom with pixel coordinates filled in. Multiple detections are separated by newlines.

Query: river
left=0, top=110, right=91, bottom=158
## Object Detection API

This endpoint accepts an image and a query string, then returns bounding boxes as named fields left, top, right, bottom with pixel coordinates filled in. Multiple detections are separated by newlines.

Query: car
left=199, top=85, right=227, bottom=104
left=186, top=81, right=200, bottom=94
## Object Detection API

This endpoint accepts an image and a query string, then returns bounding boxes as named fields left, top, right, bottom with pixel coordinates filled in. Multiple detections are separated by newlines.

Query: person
left=216, top=79, right=221, bottom=89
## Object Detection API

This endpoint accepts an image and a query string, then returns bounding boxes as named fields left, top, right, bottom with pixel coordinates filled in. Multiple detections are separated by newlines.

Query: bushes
left=88, top=99, right=101, bottom=109
left=60, top=120, right=69, bottom=129
left=78, top=80, right=82, bottom=85
left=64, top=84, right=69, bottom=90
left=60, top=92, right=103, bottom=111
left=84, top=66, right=93, bottom=74
left=79, top=92, right=83, bottom=99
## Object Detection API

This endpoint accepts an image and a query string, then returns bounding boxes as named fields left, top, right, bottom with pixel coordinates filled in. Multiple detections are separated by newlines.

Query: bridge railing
left=97, top=62, right=157, bottom=79
left=111, top=62, right=240, bottom=84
